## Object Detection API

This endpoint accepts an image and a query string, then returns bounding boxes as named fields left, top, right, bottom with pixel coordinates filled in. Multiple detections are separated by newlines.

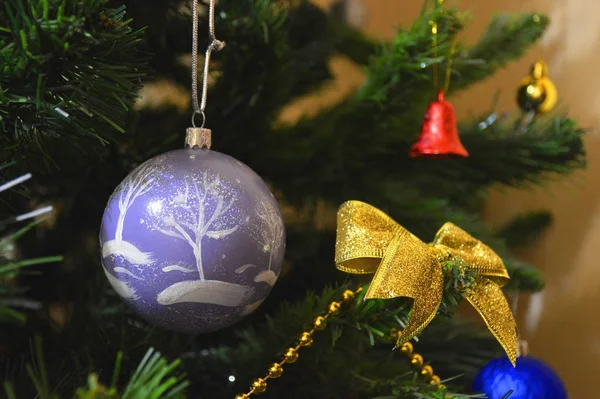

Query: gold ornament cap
left=185, top=127, right=212, bottom=149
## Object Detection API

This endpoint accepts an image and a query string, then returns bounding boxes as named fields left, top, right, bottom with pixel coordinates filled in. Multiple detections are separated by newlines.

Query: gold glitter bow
left=335, top=201, right=518, bottom=365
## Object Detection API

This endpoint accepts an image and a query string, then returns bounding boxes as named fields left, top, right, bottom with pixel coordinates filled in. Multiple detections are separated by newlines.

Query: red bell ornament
left=409, top=90, right=469, bottom=158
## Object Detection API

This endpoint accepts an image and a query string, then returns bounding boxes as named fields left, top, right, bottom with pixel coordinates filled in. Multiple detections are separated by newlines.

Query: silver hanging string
left=191, top=0, right=225, bottom=128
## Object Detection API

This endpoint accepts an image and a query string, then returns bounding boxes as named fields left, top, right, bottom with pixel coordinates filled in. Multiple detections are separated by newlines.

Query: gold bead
left=342, top=289, right=355, bottom=302
left=430, top=375, right=441, bottom=385
left=328, top=301, right=341, bottom=314
left=298, top=332, right=313, bottom=347
left=409, top=353, right=423, bottom=369
left=284, top=347, right=299, bottom=363
left=235, top=394, right=249, bottom=399
left=440, top=384, right=447, bottom=391
left=420, top=365, right=433, bottom=380
left=267, top=363, right=283, bottom=379
left=251, top=378, right=267, bottom=394
left=313, top=316, right=326, bottom=330
left=389, top=328, right=399, bottom=340
left=399, top=342, right=413, bottom=356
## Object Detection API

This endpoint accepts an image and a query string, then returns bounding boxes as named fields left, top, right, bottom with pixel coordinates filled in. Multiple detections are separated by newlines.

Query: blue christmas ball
left=473, top=355, right=567, bottom=399
left=100, top=149, right=285, bottom=333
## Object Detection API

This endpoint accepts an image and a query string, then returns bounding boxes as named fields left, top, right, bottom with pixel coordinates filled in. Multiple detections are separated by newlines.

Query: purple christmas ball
left=100, top=149, right=285, bottom=333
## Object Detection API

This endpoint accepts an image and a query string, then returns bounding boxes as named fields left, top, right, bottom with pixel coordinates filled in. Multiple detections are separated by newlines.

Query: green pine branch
left=183, top=270, right=503, bottom=398
left=0, top=0, right=149, bottom=168
left=256, top=9, right=569, bottom=203
left=113, top=348, right=188, bottom=399
left=502, top=258, right=544, bottom=291
left=0, top=219, right=62, bottom=325
left=3, top=273, right=496, bottom=398
left=459, top=114, right=585, bottom=186
left=496, top=210, right=553, bottom=250
left=451, top=13, right=548, bottom=91
left=4, top=343, right=188, bottom=399
left=328, top=11, right=378, bottom=66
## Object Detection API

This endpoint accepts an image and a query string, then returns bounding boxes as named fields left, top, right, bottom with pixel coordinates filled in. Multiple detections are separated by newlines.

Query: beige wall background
left=304, top=0, right=600, bottom=397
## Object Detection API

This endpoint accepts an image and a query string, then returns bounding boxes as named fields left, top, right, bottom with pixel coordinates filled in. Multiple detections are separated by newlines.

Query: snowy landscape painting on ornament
left=100, top=149, right=285, bottom=333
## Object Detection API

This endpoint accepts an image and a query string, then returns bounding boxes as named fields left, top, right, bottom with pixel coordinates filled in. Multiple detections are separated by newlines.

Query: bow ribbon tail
left=365, top=230, right=445, bottom=347
left=433, top=222, right=518, bottom=366
left=465, top=277, right=519, bottom=366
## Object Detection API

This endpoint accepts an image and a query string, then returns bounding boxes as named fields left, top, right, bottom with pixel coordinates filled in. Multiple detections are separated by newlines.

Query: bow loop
left=335, top=201, right=518, bottom=365
left=433, top=222, right=510, bottom=281
left=335, top=200, right=402, bottom=274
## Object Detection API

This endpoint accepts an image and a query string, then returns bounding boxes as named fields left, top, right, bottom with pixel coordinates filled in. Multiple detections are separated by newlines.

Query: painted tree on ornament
left=253, top=199, right=284, bottom=286
left=101, top=163, right=156, bottom=300
left=152, top=172, right=253, bottom=307
left=102, top=162, right=155, bottom=265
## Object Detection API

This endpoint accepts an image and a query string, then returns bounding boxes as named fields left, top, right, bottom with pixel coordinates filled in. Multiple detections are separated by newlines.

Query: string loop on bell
left=429, top=0, right=458, bottom=94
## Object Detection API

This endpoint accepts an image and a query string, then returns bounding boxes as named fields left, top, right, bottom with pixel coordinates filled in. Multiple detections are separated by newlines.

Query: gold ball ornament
left=313, top=316, right=326, bottom=330
left=284, top=347, right=299, bottom=363
left=430, top=375, right=441, bottom=385
left=267, top=363, right=284, bottom=378
left=251, top=378, right=267, bottom=394
left=516, top=60, right=557, bottom=114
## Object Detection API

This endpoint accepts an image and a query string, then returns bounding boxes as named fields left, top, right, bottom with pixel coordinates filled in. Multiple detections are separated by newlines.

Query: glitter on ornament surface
left=100, top=149, right=285, bottom=333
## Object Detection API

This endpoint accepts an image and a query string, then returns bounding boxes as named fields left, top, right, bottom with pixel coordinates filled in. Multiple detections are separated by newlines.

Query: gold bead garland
left=391, top=330, right=447, bottom=393
left=235, top=288, right=360, bottom=398
left=235, top=287, right=448, bottom=398
left=313, top=316, right=326, bottom=330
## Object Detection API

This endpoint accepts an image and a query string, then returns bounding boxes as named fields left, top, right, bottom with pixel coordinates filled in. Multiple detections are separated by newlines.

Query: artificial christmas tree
left=0, top=0, right=585, bottom=397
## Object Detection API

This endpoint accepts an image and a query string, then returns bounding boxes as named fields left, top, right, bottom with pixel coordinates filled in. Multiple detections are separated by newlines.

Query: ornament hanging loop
left=191, top=110, right=206, bottom=129
left=189, top=0, right=223, bottom=147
